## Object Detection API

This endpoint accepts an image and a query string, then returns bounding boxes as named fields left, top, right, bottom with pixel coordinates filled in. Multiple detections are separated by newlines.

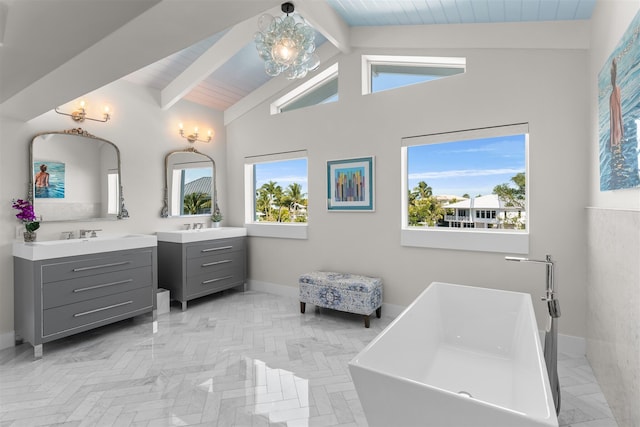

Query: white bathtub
left=349, top=282, right=558, bottom=427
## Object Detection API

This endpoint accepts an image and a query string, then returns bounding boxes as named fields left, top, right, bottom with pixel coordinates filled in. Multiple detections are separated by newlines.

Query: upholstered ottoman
left=299, top=271, right=383, bottom=328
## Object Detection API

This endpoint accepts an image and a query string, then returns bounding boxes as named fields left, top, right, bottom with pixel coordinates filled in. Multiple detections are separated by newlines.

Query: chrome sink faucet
left=80, top=229, right=102, bottom=238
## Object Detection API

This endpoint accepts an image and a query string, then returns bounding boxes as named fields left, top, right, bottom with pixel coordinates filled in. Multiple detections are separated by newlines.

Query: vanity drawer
left=42, top=251, right=153, bottom=283
left=42, top=266, right=152, bottom=309
left=186, top=251, right=244, bottom=279
left=186, top=237, right=244, bottom=260
left=186, top=265, right=244, bottom=296
left=42, top=286, right=152, bottom=337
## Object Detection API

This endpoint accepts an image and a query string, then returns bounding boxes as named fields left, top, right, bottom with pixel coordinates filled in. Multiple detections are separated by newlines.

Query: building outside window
left=401, top=123, right=529, bottom=253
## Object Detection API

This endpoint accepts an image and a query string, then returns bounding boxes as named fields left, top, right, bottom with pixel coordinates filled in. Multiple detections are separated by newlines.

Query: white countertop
left=13, top=234, right=158, bottom=261
left=156, top=227, right=247, bottom=243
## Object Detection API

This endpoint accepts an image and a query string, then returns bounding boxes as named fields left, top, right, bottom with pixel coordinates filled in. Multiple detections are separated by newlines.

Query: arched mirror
left=29, top=128, right=128, bottom=222
left=161, top=147, right=219, bottom=218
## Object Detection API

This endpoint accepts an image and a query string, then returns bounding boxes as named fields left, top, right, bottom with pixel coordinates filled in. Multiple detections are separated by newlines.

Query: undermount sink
left=13, top=234, right=157, bottom=260
left=156, top=227, right=247, bottom=243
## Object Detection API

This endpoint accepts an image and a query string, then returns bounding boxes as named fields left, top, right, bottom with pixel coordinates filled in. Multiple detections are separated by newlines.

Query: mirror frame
left=161, top=146, right=219, bottom=218
left=28, top=128, right=129, bottom=221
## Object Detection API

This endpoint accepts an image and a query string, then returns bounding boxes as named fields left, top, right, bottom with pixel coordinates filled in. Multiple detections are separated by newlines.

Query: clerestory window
left=363, top=55, right=465, bottom=95
left=271, top=64, right=338, bottom=114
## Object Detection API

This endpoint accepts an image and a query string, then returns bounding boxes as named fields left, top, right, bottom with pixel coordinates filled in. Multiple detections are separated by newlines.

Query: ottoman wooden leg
left=364, top=315, right=370, bottom=328
left=376, top=306, right=382, bottom=318
left=300, top=302, right=306, bottom=313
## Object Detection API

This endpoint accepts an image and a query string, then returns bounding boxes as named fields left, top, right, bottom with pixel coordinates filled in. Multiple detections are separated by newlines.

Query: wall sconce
left=55, top=100, right=111, bottom=123
left=178, top=123, right=213, bottom=143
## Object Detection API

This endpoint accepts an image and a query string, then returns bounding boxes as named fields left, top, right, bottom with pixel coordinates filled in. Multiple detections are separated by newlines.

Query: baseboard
left=543, top=331, right=586, bottom=357
left=0, top=331, right=15, bottom=350
left=248, top=279, right=299, bottom=298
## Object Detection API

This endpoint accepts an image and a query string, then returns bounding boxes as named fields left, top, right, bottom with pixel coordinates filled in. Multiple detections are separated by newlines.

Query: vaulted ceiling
left=0, top=0, right=595, bottom=123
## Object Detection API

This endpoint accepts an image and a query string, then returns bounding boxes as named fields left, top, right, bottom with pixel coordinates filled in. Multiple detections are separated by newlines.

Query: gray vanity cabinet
left=14, top=247, right=158, bottom=358
left=158, top=236, right=246, bottom=310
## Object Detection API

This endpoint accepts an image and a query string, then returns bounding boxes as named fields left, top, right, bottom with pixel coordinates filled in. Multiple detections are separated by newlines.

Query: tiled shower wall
left=586, top=207, right=639, bottom=427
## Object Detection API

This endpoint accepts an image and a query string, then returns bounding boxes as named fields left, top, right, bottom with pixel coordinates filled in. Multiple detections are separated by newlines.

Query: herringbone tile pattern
left=0, top=289, right=617, bottom=426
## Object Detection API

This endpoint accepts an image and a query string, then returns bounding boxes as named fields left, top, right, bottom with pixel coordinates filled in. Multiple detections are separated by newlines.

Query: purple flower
left=12, top=199, right=40, bottom=232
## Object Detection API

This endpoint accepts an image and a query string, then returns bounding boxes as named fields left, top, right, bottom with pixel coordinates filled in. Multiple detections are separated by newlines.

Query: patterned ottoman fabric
left=299, top=272, right=383, bottom=319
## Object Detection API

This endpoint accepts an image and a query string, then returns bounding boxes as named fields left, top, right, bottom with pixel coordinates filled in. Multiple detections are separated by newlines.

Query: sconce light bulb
left=104, top=106, right=110, bottom=113
left=194, top=127, right=199, bottom=133
left=179, top=122, right=183, bottom=130
left=80, top=100, right=86, bottom=108
left=208, top=130, right=212, bottom=137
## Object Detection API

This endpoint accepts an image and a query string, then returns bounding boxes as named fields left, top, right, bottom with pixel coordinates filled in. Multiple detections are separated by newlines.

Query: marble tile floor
left=0, top=289, right=618, bottom=427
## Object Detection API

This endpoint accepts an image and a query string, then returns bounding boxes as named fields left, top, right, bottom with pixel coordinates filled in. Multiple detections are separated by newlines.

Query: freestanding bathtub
left=349, top=282, right=558, bottom=427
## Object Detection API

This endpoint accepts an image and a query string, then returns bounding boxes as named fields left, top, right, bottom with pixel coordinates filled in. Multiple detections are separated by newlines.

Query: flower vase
left=212, top=222, right=221, bottom=228
left=23, top=231, right=37, bottom=242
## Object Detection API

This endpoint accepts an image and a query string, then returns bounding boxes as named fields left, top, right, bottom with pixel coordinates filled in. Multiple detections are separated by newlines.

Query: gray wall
left=227, top=23, right=591, bottom=338
left=587, top=1, right=640, bottom=426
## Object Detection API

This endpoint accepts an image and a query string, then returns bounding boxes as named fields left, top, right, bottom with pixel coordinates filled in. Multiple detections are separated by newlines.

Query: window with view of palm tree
left=250, top=156, right=308, bottom=224
left=255, top=181, right=307, bottom=222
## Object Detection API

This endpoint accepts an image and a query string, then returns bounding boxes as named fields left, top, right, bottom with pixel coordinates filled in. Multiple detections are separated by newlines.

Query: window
left=244, top=151, right=308, bottom=239
left=363, top=55, right=465, bottom=95
left=401, top=123, right=529, bottom=254
left=271, top=64, right=338, bottom=114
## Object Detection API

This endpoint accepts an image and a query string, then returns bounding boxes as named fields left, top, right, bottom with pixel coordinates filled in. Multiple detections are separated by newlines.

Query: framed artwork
left=327, top=156, right=374, bottom=211
left=597, top=9, right=640, bottom=191
left=34, top=161, right=65, bottom=199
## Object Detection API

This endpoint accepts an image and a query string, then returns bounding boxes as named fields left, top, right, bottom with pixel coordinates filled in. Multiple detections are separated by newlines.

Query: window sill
left=245, top=223, right=308, bottom=240
left=401, top=228, right=528, bottom=254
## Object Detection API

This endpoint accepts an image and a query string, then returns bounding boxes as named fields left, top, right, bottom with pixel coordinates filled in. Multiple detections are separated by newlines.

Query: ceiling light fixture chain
left=254, top=2, right=320, bottom=80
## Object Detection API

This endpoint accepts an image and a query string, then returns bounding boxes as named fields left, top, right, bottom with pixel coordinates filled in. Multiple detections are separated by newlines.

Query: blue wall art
left=34, top=161, right=65, bottom=199
left=598, top=10, right=640, bottom=191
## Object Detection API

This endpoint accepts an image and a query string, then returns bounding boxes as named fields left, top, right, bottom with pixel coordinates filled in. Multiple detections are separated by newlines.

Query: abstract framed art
left=327, top=156, right=375, bottom=211
left=597, top=9, right=640, bottom=191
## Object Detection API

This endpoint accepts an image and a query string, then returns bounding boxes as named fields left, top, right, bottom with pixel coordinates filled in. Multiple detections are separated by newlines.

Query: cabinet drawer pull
left=201, top=246, right=233, bottom=253
left=72, top=261, right=131, bottom=272
left=73, top=279, right=134, bottom=293
left=73, top=300, right=133, bottom=317
left=202, top=275, right=233, bottom=285
left=201, top=260, right=232, bottom=267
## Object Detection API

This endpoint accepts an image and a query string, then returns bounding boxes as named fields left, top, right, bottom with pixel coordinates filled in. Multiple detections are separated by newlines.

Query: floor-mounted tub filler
left=349, top=282, right=558, bottom=427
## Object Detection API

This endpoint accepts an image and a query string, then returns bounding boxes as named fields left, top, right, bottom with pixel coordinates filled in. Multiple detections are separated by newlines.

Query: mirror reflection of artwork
left=598, top=10, right=640, bottom=191
left=31, top=129, right=123, bottom=221
left=34, top=161, right=65, bottom=198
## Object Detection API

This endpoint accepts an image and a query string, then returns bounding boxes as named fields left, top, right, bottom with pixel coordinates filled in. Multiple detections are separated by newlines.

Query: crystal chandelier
left=254, top=2, right=320, bottom=80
